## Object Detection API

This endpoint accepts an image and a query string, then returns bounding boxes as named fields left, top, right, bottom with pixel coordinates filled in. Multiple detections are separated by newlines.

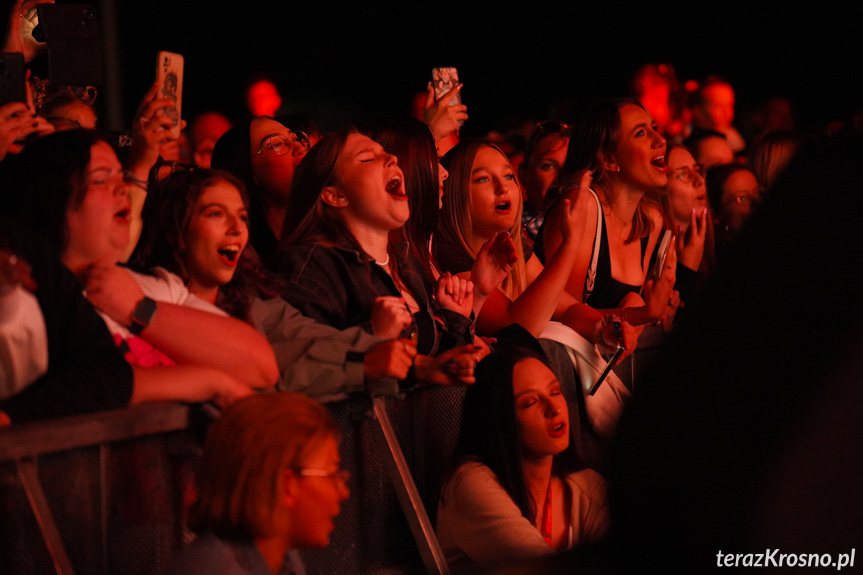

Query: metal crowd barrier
left=0, top=330, right=666, bottom=575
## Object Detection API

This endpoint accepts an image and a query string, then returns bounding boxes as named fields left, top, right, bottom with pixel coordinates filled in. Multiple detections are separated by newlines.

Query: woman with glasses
left=211, top=117, right=310, bottom=264
left=706, top=162, right=764, bottom=264
left=541, top=98, right=679, bottom=336
left=659, top=144, right=715, bottom=308
left=5, top=129, right=277, bottom=406
left=165, top=392, right=350, bottom=575
left=518, top=122, right=571, bottom=245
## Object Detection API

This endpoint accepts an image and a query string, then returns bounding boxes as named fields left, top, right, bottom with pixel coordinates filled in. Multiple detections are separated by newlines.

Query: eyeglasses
left=726, top=186, right=765, bottom=206
left=535, top=121, right=572, bottom=137
left=256, top=130, right=311, bottom=156
left=147, top=159, right=198, bottom=189
left=670, top=163, right=704, bottom=184
left=294, top=468, right=351, bottom=489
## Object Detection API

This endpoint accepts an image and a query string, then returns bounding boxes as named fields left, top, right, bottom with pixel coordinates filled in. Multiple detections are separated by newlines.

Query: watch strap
left=129, top=296, right=157, bottom=336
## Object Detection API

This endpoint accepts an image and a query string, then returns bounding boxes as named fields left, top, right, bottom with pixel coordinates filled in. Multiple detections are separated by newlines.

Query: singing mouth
left=494, top=200, right=512, bottom=213
left=651, top=154, right=666, bottom=170
left=114, top=207, right=131, bottom=225
left=386, top=175, right=407, bottom=198
left=217, top=244, right=241, bottom=264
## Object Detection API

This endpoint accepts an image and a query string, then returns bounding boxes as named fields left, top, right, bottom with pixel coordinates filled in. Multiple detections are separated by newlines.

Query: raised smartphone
left=431, top=66, right=463, bottom=126
left=156, top=51, right=184, bottom=140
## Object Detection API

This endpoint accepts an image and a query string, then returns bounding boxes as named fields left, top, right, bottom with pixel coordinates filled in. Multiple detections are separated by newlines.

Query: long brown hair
left=130, top=168, right=279, bottom=319
left=280, top=129, right=409, bottom=286
left=558, top=97, right=659, bottom=244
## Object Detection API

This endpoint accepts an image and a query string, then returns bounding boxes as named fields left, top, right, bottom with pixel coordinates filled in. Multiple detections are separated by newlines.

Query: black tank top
left=585, top=214, right=650, bottom=310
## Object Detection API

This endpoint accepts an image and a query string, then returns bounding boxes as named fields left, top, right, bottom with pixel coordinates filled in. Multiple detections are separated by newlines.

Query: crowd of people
left=2, top=1, right=861, bottom=573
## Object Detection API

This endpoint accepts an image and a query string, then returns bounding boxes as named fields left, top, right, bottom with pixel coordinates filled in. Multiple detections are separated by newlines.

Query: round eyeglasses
left=256, top=130, right=311, bottom=156
left=293, top=468, right=351, bottom=490
left=669, top=163, right=705, bottom=184
left=535, top=121, right=572, bottom=137
left=728, top=187, right=764, bottom=206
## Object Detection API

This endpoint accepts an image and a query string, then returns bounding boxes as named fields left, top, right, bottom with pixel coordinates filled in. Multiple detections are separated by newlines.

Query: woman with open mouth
left=434, top=139, right=631, bottom=351
left=269, top=129, right=482, bottom=381
left=5, top=129, right=282, bottom=407
left=132, top=162, right=479, bottom=396
left=436, top=344, right=609, bottom=571
left=541, top=98, right=680, bottom=341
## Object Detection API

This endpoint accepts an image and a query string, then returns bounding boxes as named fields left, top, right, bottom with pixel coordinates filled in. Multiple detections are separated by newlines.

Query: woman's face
left=289, top=435, right=349, bottom=548
left=612, top=104, right=668, bottom=192
left=329, top=133, right=409, bottom=232
left=183, top=179, right=249, bottom=294
left=665, top=147, right=707, bottom=226
left=64, top=141, right=130, bottom=268
left=468, top=145, right=519, bottom=240
left=518, top=134, right=569, bottom=212
left=249, top=118, right=308, bottom=203
left=720, top=169, right=761, bottom=232
left=513, top=358, right=569, bottom=460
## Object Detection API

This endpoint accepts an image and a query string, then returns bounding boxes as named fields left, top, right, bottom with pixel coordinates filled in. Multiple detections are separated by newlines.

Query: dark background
left=12, top=1, right=863, bottom=137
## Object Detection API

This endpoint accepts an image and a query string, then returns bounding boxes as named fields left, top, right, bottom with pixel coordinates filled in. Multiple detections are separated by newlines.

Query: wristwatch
left=129, top=297, right=157, bottom=336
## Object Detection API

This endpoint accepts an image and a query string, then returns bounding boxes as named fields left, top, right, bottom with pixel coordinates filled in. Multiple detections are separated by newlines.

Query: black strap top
left=585, top=214, right=650, bottom=310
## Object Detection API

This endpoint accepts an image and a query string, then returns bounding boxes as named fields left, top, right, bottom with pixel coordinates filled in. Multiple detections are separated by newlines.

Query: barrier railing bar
left=371, top=396, right=450, bottom=575
left=0, top=403, right=192, bottom=461
left=17, top=458, right=77, bottom=575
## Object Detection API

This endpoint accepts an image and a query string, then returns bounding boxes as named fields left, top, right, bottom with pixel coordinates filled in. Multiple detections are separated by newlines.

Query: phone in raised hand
left=156, top=51, right=184, bottom=140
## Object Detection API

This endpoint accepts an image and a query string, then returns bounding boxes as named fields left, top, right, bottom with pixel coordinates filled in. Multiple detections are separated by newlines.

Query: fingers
left=423, top=82, right=436, bottom=110
left=438, top=83, right=462, bottom=104
left=696, top=207, right=708, bottom=237
left=576, top=169, right=593, bottom=192
left=666, top=239, right=678, bottom=270
left=136, top=82, right=160, bottom=115
left=490, top=231, right=517, bottom=265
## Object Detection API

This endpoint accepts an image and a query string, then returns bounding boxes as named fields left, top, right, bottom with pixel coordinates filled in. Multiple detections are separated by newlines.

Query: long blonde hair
left=437, top=140, right=527, bottom=300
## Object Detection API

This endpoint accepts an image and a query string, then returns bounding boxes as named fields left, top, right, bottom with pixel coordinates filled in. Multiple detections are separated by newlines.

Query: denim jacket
left=268, top=240, right=474, bottom=356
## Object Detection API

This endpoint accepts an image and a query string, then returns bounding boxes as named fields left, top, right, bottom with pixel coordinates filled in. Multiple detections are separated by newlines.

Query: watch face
left=130, top=297, right=157, bottom=335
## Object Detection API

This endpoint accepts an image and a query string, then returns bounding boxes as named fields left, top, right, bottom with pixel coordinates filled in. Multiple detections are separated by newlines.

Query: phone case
left=36, top=4, right=103, bottom=86
left=156, top=51, right=184, bottom=140
left=648, top=229, right=673, bottom=282
left=431, top=67, right=463, bottom=126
